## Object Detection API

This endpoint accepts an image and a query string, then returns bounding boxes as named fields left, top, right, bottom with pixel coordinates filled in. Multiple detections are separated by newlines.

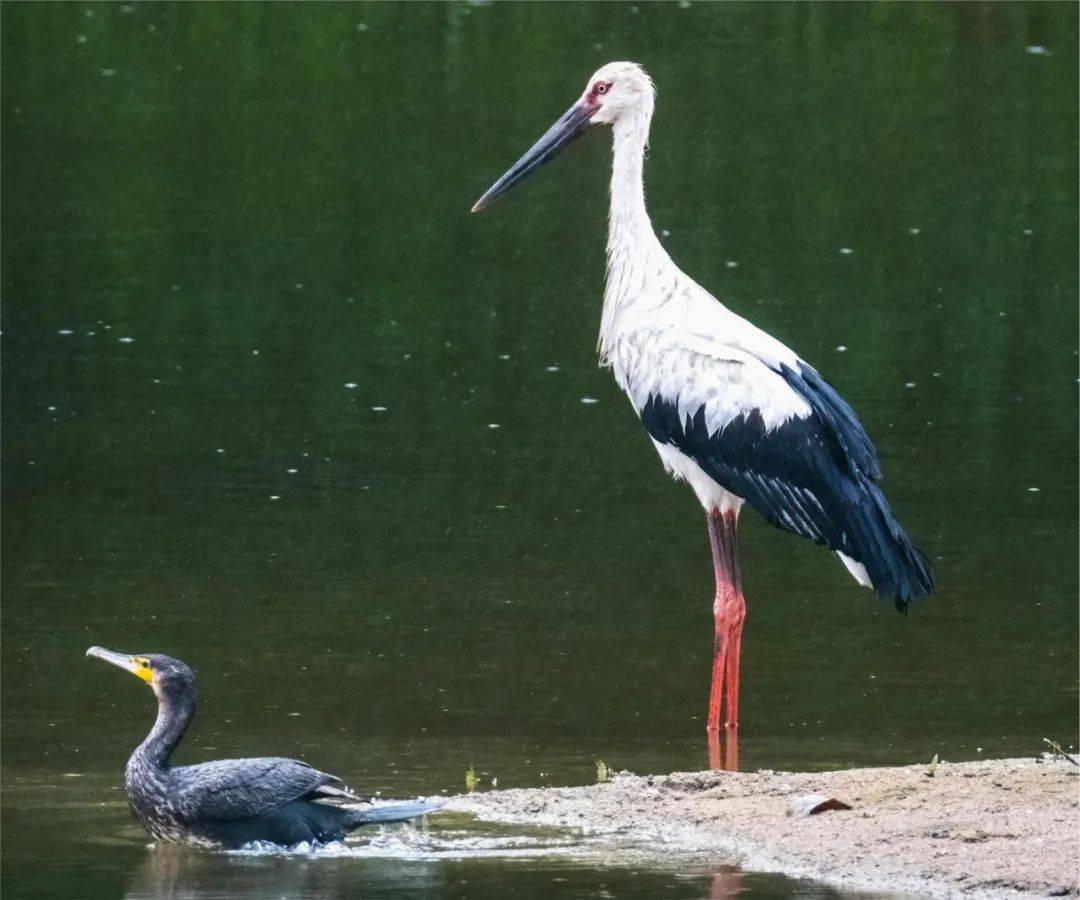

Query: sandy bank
left=447, top=757, right=1078, bottom=898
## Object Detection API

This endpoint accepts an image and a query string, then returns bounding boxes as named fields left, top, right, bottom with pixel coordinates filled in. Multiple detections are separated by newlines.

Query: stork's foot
left=707, top=725, right=739, bottom=771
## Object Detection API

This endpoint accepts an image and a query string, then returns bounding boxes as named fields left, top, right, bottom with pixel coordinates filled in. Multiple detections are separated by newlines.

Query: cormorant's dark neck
left=134, top=686, right=196, bottom=770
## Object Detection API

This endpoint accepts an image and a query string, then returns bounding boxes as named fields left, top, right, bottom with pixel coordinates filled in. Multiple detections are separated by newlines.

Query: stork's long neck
left=601, top=108, right=668, bottom=362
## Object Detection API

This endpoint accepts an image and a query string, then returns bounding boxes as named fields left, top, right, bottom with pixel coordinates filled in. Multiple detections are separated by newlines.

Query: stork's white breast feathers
left=609, top=326, right=812, bottom=434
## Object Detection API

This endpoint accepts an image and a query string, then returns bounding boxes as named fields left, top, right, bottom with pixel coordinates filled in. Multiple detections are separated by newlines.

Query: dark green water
left=2, top=3, right=1077, bottom=898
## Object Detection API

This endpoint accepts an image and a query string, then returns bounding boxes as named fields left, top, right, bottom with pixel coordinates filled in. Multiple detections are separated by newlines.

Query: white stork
left=472, top=62, right=933, bottom=734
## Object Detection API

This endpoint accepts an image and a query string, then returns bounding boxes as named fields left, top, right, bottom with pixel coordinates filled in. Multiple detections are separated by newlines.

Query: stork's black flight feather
left=640, top=362, right=933, bottom=610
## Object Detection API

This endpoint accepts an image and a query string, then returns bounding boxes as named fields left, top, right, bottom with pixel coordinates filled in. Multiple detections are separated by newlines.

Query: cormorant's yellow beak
left=86, top=646, right=154, bottom=683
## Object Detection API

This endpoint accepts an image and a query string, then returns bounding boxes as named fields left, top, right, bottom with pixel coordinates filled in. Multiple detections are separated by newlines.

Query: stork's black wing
left=640, top=361, right=933, bottom=608
left=169, top=757, right=358, bottom=822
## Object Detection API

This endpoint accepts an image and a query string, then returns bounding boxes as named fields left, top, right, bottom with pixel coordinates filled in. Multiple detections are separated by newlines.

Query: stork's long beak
left=87, top=646, right=153, bottom=683
left=471, top=100, right=595, bottom=213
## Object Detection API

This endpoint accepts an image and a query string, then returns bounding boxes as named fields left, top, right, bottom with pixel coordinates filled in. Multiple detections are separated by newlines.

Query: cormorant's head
left=86, top=647, right=195, bottom=699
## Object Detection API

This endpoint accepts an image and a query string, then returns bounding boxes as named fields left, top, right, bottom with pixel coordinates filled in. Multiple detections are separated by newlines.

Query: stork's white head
left=580, top=61, right=655, bottom=126
left=471, top=61, right=655, bottom=213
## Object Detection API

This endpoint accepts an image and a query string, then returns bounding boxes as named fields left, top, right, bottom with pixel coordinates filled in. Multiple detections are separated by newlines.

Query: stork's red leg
left=706, top=509, right=745, bottom=733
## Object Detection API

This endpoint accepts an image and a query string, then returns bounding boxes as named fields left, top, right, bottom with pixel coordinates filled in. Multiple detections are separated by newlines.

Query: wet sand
left=448, top=757, right=1078, bottom=898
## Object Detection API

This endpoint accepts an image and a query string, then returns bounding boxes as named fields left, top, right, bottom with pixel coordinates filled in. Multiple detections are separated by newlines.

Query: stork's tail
left=345, top=798, right=444, bottom=828
left=846, top=480, right=934, bottom=612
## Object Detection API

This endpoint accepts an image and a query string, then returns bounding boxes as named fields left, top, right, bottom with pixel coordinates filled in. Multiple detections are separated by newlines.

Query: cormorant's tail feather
left=345, top=798, right=444, bottom=828
left=849, top=479, right=934, bottom=612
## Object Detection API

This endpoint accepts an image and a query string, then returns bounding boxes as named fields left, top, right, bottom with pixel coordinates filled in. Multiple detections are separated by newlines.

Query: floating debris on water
left=908, top=227, right=921, bottom=235
left=118, top=336, right=134, bottom=343
left=498, top=354, right=511, bottom=360
left=545, top=365, right=559, bottom=372
left=904, top=382, right=916, bottom=388
left=344, top=383, right=358, bottom=389
left=356, top=22, right=369, bottom=32
left=1025, top=45, right=1051, bottom=56
left=47, top=405, right=58, bottom=412
left=286, top=468, right=298, bottom=474
left=580, top=397, right=599, bottom=405
left=58, top=328, right=74, bottom=336
left=836, top=345, right=847, bottom=353
left=101, top=68, right=116, bottom=77
left=1022, top=228, right=1034, bottom=235
left=371, top=406, right=387, bottom=412
left=660, top=228, right=671, bottom=237
left=1028, top=487, right=1040, bottom=493
left=488, top=424, right=500, bottom=430
left=725, top=260, right=738, bottom=268
left=269, top=495, right=281, bottom=501
left=839, top=247, right=854, bottom=255
left=76, top=34, right=87, bottom=44
left=216, top=448, right=225, bottom=454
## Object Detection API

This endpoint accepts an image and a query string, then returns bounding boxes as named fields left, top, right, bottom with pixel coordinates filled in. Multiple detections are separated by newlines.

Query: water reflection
left=707, top=868, right=746, bottom=899
left=125, top=844, right=446, bottom=900
left=122, top=832, right=776, bottom=900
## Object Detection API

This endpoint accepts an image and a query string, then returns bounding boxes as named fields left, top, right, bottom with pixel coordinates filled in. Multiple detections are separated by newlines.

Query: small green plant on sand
left=465, top=766, right=478, bottom=793
left=924, top=753, right=939, bottom=777
left=595, top=760, right=610, bottom=783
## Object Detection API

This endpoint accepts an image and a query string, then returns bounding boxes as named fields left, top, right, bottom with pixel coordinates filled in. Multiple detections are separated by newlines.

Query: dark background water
left=2, top=3, right=1076, bottom=898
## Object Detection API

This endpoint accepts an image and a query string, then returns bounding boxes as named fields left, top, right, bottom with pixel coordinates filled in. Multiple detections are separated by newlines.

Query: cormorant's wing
left=169, top=757, right=357, bottom=822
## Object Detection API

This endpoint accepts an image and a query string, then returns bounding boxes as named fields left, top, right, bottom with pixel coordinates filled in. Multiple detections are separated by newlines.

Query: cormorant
left=87, top=646, right=441, bottom=849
